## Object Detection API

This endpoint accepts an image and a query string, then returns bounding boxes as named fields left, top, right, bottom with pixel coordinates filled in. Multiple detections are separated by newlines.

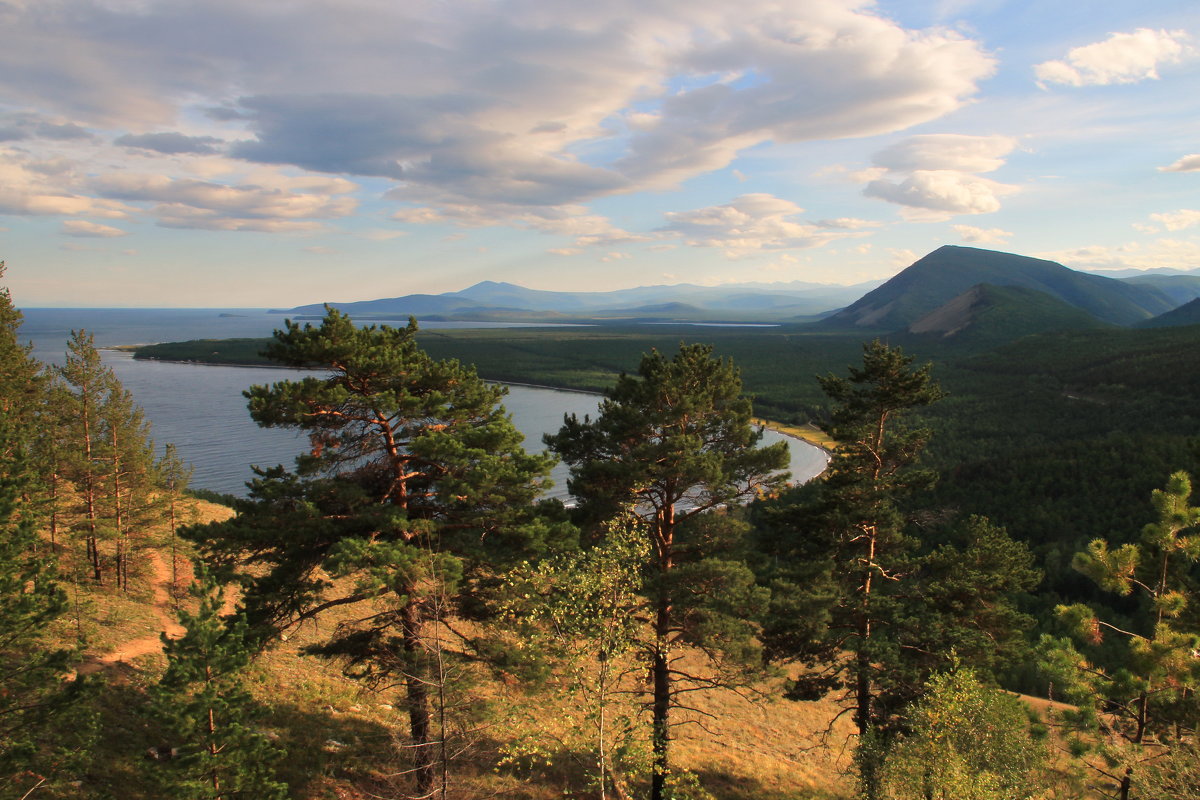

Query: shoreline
left=124, top=348, right=832, bottom=461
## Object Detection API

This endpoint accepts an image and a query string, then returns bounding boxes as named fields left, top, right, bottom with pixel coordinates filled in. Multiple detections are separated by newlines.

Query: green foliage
left=1132, top=740, right=1200, bottom=798
left=874, top=670, right=1049, bottom=800
left=499, top=516, right=651, bottom=797
left=185, top=308, right=559, bottom=794
left=1040, top=472, right=1200, bottom=799
left=0, top=264, right=93, bottom=796
left=152, top=569, right=287, bottom=800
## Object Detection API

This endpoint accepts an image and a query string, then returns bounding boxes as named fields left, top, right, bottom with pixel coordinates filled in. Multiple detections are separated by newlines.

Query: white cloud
left=872, top=134, right=1017, bottom=173
left=1149, top=209, right=1200, bottom=231
left=0, top=153, right=134, bottom=218
left=865, top=170, right=1018, bottom=220
left=61, top=219, right=127, bottom=237
left=814, top=217, right=883, bottom=230
left=1160, top=154, right=1200, bottom=173
left=90, top=171, right=357, bottom=231
left=860, top=134, right=1020, bottom=219
left=547, top=247, right=582, bottom=256
left=953, top=224, right=1013, bottom=244
left=1035, top=29, right=1191, bottom=88
left=661, top=193, right=865, bottom=257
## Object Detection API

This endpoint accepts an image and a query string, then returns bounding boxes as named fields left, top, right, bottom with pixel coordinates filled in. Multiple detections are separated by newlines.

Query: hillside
left=1137, top=296, right=1200, bottom=328
left=904, top=283, right=1109, bottom=348
left=821, top=245, right=1175, bottom=329
left=1120, top=273, right=1200, bottom=305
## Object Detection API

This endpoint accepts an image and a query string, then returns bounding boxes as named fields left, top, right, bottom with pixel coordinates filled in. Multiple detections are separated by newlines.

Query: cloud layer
left=0, top=0, right=996, bottom=237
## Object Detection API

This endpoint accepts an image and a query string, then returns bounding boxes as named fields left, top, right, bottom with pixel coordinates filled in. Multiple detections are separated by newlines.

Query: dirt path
left=76, top=550, right=184, bottom=676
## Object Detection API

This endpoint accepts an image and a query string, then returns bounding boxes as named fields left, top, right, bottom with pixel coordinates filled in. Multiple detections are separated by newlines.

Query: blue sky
left=1, top=0, right=1197, bottom=307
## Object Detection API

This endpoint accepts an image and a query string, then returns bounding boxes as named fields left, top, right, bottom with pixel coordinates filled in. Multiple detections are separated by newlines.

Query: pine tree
left=185, top=308, right=557, bottom=796
left=0, top=264, right=89, bottom=796
left=546, top=343, right=788, bottom=800
left=1042, top=471, right=1200, bottom=800
left=158, top=443, right=194, bottom=603
left=753, top=340, right=947, bottom=798
left=798, top=340, right=943, bottom=728
left=99, top=377, right=157, bottom=591
left=58, top=330, right=112, bottom=582
left=152, top=569, right=287, bottom=800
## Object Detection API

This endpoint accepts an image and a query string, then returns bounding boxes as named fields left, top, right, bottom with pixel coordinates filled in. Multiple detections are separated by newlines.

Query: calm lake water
left=19, top=309, right=827, bottom=498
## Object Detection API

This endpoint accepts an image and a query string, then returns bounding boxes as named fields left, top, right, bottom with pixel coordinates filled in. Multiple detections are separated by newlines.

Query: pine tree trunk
left=401, top=598, right=435, bottom=795
left=650, top=505, right=675, bottom=800
left=650, top=619, right=671, bottom=800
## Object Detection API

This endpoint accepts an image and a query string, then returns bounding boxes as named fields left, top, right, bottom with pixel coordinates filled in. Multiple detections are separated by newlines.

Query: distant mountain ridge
left=821, top=245, right=1175, bottom=329
left=282, top=278, right=881, bottom=320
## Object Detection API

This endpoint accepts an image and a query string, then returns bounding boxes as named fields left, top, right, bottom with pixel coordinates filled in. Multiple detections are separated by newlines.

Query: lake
left=19, top=308, right=828, bottom=498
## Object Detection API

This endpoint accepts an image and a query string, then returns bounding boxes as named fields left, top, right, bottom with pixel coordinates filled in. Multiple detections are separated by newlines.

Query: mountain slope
left=1120, top=274, right=1200, bottom=306
left=821, top=245, right=1175, bottom=329
left=1137, top=297, right=1200, bottom=328
left=905, top=283, right=1109, bottom=348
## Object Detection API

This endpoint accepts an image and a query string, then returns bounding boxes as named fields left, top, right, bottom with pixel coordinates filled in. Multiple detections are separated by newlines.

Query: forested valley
left=4, top=263, right=1200, bottom=800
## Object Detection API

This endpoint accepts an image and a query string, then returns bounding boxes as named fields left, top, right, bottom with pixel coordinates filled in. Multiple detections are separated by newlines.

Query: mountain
left=281, top=279, right=872, bottom=320
left=820, top=245, right=1176, bottom=329
left=904, top=283, right=1109, bottom=348
left=287, top=293, right=492, bottom=316
left=1120, top=274, right=1200, bottom=306
left=1138, top=297, right=1200, bottom=328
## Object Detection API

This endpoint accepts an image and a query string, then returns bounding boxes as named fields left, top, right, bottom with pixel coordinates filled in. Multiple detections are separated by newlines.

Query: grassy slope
left=46, top=495, right=857, bottom=800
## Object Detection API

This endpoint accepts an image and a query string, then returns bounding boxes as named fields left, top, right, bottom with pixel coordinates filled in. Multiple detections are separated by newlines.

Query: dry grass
left=757, top=419, right=837, bottom=452
left=40, top=493, right=859, bottom=799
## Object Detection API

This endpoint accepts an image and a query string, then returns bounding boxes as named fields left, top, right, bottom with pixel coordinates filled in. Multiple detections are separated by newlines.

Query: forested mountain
left=821, top=245, right=1176, bottom=329
left=903, top=283, right=1109, bottom=347
left=1118, top=272, right=1200, bottom=305
left=1137, top=296, right=1200, bottom=328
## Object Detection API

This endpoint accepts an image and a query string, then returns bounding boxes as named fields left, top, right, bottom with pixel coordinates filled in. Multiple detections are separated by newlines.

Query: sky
left=1, top=0, right=1198, bottom=308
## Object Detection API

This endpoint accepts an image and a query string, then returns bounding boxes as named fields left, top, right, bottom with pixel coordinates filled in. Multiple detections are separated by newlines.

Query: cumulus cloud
left=953, top=224, right=1013, bottom=244
left=1160, top=154, right=1200, bottom=172
left=866, top=171, right=1017, bottom=219
left=61, top=219, right=127, bottom=237
left=860, top=134, right=1019, bottom=220
left=0, top=0, right=995, bottom=225
left=661, top=193, right=865, bottom=257
left=115, top=132, right=224, bottom=155
left=1035, top=29, right=1191, bottom=88
left=1149, top=209, right=1200, bottom=231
